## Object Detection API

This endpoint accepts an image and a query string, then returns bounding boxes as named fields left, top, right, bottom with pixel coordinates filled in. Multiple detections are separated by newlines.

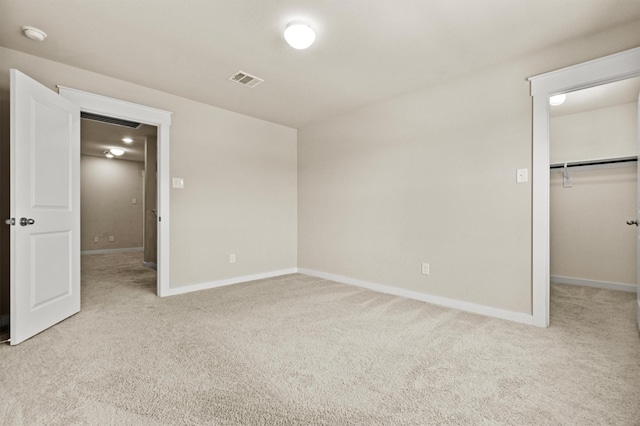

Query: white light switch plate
left=516, top=168, right=528, bottom=183
left=172, top=177, right=184, bottom=189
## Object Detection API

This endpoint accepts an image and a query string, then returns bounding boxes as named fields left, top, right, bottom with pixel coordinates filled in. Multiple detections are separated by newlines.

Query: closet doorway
left=529, top=47, right=640, bottom=328
left=549, top=78, right=640, bottom=298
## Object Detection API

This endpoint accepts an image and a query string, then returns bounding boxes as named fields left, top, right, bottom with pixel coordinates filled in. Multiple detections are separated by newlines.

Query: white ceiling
left=1, top=1, right=640, bottom=128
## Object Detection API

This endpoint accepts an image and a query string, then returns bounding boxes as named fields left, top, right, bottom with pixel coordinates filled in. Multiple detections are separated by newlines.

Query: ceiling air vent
left=229, top=71, right=264, bottom=88
left=80, top=112, right=143, bottom=129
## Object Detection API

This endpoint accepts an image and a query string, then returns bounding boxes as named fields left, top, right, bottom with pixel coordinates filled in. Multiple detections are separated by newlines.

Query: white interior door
left=9, top=69, right=80, bottom=345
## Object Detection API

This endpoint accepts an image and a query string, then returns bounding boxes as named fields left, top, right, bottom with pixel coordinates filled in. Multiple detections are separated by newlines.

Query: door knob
left=19, top=217, right=35, bottom=226
left=626, top=220, right=638, bottom=226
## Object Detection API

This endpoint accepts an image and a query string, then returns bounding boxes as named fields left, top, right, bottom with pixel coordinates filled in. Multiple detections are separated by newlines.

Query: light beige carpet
left=0, top=252, right=639, bottom=425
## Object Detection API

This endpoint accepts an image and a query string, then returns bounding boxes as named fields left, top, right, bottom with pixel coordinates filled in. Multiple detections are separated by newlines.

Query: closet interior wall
left=550, top=101, right=638, bottom=289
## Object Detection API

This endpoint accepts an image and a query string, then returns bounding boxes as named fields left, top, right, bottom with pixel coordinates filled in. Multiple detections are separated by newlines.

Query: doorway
left=529, top=47, right=640, bottom=327
left=80, top=116, right=158, bottom=290
left=549, top=78, right=639, bottom=311
left=58, top=86, right=172, bottom=297
left=5, top=71, right=172, bottom=344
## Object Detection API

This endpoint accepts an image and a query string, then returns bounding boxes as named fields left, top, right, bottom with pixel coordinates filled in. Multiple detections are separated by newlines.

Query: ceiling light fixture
left=284, top=21, right=315, bottom=49
left=122, top=137, right=133, bottom=143
left=109, top=148, right=125, bottom=156
left=21, top=26, right=47, bottom=42
left=549, top=94, right=566, bottom=106
left=103, top=150, right=115, bottom=159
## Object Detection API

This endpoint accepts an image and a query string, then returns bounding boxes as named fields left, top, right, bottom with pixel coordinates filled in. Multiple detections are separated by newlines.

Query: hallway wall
left=81, top=155, right=144, bottom=252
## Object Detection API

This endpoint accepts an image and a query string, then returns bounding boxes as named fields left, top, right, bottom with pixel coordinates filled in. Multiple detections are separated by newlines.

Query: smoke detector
left=228, top=71, right=264, bottom=88
left=21, top=26, right=47, bottom=42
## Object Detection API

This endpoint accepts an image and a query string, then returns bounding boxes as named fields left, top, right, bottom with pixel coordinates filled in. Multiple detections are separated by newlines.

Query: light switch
left=172, top=178, right=184, bottom=189
left=516, top=169, right=528, bottom=183
left=132, top=198, right=137, bottom=204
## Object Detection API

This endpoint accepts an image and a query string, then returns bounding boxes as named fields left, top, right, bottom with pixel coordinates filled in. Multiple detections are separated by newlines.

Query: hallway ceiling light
left=284, top=21, right=315, bottom=49
left=21, top=26, right=47, bottom=42
left=103, top=150, right=114, bottom=158
left=109, top=148, right=125, bottom=156
left=549, top=94, right=566, bottom=106
left=122, top=137, right=133, bottom=143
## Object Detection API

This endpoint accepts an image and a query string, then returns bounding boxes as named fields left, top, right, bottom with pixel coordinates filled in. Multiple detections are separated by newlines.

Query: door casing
left=58, top=87, right=172, bottom=297
left=529, top=47, right=640, bottom=327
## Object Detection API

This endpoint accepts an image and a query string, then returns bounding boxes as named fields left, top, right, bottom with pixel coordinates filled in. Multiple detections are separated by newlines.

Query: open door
left=9, top=69, right=80, bottom=345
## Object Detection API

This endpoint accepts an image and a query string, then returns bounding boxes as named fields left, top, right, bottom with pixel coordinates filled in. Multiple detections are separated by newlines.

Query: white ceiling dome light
left=21, top=26, right=47, bottom=42
left=284, top=21, right=315, bottom=50
left=549, top=94, right=566, bottom=106
left=109, top=148, right=125, bottom=156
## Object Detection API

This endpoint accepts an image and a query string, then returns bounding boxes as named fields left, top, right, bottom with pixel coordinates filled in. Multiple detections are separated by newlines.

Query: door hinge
left=4, top=218, right=15, bottom=226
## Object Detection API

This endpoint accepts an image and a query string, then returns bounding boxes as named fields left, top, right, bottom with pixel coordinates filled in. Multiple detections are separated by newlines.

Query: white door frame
left=57, top=87, right=172, bottom=297
left=529, top=47, right=640, bottom=327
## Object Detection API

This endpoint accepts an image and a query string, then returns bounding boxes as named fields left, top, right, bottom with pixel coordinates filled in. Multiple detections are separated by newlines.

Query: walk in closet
left=550, top=78, right=640, bottom=293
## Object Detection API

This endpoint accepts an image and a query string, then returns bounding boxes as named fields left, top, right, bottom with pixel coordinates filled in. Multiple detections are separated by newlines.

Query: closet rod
left=550, top=156, right=637, bottom=169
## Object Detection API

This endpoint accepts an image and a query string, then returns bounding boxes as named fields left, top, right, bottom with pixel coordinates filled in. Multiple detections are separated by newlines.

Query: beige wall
left=551, top=103, right=637, bottom=164
left=550, top=167, right=636, bottom=284
left=0, top=46, right=298, bottom=289
left=297, top=21, right=640, bottom=315
left=550, top=103, right=638, bottom=285
left=81, top=155, right=144, bottom=251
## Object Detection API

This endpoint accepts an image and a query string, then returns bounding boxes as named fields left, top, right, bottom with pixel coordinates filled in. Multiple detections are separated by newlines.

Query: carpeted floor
left=0, top=252, right=639, bottom=425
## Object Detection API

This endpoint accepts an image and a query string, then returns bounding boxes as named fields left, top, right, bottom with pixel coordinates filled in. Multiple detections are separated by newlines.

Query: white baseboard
left=551, top=275, right=637, bottom=293
left=166, top=268, right=298, bottom=296
left=297, top=268, right=534, bottom=326
left=81, top=247, right=144, bottom=255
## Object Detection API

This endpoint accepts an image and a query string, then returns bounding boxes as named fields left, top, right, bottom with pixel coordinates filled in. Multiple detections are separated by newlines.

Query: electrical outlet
left=421, top=262, right=430, bottom=275
left=230, top=253, right=236, bottom=264
left=109, top=236, right=115, bottom=242
left=93, top=237, right=99, bottom=243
